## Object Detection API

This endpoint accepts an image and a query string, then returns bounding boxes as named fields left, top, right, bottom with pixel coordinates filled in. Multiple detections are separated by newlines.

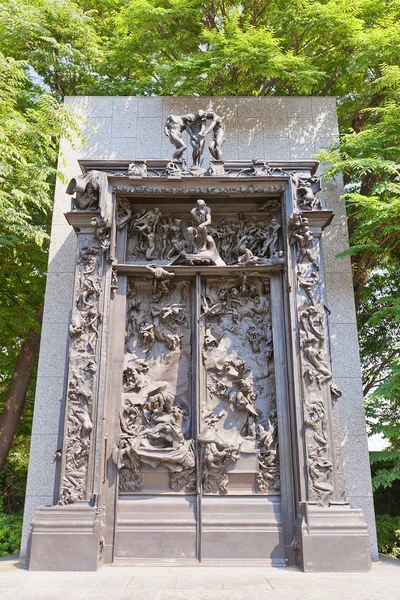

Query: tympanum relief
left=119, top=198, right=283, bottom=266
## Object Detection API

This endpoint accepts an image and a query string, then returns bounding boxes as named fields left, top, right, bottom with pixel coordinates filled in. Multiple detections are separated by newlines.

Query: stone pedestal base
left=297, top=503, right=371, bottom=571
left=27, top=503, right=102, bottom=571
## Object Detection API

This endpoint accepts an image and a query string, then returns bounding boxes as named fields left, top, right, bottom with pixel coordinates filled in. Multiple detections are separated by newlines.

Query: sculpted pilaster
left=59, top=213, right=106, bottom=505
left=288, top=209, right=344, bottom=506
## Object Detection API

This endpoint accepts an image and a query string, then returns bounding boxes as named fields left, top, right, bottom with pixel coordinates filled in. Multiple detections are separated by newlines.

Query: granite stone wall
left=21, top=96, right=378, bottom=560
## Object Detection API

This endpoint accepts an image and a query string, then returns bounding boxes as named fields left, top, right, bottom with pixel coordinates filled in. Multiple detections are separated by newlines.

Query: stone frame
left=26, top=159, right=371, bottom=571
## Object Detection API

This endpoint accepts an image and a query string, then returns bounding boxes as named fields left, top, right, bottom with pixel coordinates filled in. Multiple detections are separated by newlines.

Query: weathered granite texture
left=21, top=96, right=378, bottom=561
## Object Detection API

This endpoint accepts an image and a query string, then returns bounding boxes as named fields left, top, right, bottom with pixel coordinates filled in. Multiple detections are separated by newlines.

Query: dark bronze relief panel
left=199, top=275, right=279, bottom=496
left=117, top=197, right=283, bottom=267
left=114, top=275, right=195, bottom=494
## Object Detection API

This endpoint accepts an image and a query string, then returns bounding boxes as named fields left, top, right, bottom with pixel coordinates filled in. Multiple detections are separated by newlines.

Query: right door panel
left=199, top=274, right=284, bottom=563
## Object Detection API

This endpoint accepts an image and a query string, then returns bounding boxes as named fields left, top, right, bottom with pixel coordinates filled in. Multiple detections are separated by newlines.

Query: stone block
left=329, top=322, right=362, bottom=378
left=162, top=97, right=189, bottom=121
left=238, top=118, right=264, bottom=159
left=36, top=321, right=70, bottom=379
left=42, top=272, right=74, bottom=324
left=111, top=97, right=138, bottom=138
left=52, top=183, right=76, bottom=227
left=289, top=117, right=316, bottom=158
left=47, top=227, right=77, bottom=274
left=110, top=137, right=136, bottom=160
left=319, top=176, right=347, bottom=217
left=25, top=434, right=59, bottom=497
left=264, top=137, right=290, bottom=160
left=312, top=97, right=339, bottom=140
left=263, top=119, right=290, bottom=138
left=348, top=496, right=379, bottom=561
left=314, top=136, right=340, bottom=153
left=138, top=96, right=163, bottom=118
left=262, top=97, right=289, bottom=120
left=336, top=378, right=368, bottom=440
left=31, top=376, right=66, bottom=436
left=80, top=96, right=114, bottom=118
left=286, top=96, right=313, bottom=118
left=75, top=117, right=112, bottom=159
left=325, top=270, right=356, bottom=324
left=20, top=495, right=54, bottom=559
left=221, top=136, right=239, bottom=160
left=342, top=435, right=374, bottom=497
left=322, top=223, right=351, bottom=273
left=136, top=118, right=162, bottom=158
left=238, top=97, right=263, bottom=119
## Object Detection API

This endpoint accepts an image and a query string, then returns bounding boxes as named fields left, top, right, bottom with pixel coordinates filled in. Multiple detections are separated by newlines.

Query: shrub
left=0, top=509, right=23, bottom=557
left=375, top=514, right=400, bottom=558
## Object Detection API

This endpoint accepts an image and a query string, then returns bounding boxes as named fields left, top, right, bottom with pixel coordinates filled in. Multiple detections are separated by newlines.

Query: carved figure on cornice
left=190, top=110, right=207, bottom=166
left=203, top=110, right=225, bottom=161
left=146, top=265, right=175, bottom=300
left=164, top=113, right=196, bottom=160
left=128, top=162, right=148, bottom=178
left=292, top=174, right=321, bottom=210
left=66, top=170, right=104, bottom=211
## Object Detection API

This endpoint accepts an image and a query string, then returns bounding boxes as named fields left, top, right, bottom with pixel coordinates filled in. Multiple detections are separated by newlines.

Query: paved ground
left=0, top=555, right=399, bottom=600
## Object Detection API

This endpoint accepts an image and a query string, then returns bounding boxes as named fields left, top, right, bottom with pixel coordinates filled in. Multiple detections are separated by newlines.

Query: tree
left=0, top=0, right=399, bottom=498
left=0, top=52, right=80, bottom=486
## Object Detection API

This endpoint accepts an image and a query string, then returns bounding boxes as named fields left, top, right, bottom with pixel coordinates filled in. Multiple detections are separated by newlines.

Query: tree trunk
left=0, top=303, right=44, bottom=472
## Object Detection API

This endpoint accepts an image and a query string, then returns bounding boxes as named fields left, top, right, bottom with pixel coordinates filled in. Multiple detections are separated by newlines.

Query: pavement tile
left=175, top=575, right=224, bottom=590
left=127, top=575, right=177, bottom=590
left=159, top=592, right=232, bottom=600
left=222, top=574, right=273, bottom=590
left=1, top=556, right=400, bottom=600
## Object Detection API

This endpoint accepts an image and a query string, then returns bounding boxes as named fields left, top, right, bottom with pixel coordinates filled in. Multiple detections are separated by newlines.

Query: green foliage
left=0, top=49, right=81, bottom=514
left=318, top=68, right=400, bottom=491
left=0, top=508, right=23, bottom=557
left=0, top=0, right=399, bottom=527
left=375, top=514, right=400, bottom=558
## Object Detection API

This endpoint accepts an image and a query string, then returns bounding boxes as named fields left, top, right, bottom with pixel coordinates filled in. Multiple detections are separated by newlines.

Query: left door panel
left=113, top=275, right=197, bottom=562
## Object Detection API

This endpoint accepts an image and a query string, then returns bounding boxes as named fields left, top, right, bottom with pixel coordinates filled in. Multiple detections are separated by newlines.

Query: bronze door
left=112, top=271, right=284, bottom=564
